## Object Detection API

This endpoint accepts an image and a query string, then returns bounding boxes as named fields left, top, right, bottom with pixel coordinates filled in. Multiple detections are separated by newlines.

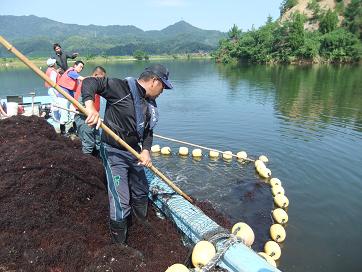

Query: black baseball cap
left=144, top=64, right=173, bottom=89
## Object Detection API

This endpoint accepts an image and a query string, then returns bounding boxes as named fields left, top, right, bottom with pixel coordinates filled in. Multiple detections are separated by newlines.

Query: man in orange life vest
left=57, top=60, right=85, bottom=135
left=74, top=66, right=106, bottom=156
left=45, top=58, right=61, bottom=122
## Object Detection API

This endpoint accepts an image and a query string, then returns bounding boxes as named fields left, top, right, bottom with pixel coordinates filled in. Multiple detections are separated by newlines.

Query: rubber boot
left=132, top=197, right=157, bottom=234
left=91, top=148, right=100, bottom=159
left=68, top=122, right=77, bottom=134
left=109, top=218, right=144, bottom=259
left=132, top=197, right=149, bottom=223
left=60, top=124, right=65, bottom=134
left=60, top=124, right=68, bottom=137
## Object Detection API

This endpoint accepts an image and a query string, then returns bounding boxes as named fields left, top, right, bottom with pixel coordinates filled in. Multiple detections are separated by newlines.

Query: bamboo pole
left=0, top=35, right=193, bottom=203
left=154, top=134, right=254, bottom=162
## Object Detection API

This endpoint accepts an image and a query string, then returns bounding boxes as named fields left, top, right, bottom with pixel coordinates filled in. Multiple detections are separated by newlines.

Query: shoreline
left=0, top=54, right=213, bottom=69
left=1, top=54, right=360, bottom=69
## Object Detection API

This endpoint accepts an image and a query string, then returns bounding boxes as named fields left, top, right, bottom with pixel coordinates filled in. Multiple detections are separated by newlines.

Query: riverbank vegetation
left=215, top=0, right=362, bottom=64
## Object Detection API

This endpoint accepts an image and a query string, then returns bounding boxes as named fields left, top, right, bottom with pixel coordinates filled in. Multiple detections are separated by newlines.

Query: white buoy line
left=153, top=134, right=254, bottom=162
left=152, top=135, right=290, bottom=270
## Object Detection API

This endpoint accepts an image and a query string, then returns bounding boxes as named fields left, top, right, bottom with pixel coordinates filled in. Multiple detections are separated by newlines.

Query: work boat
left=0, top=94, right=282, bottom=272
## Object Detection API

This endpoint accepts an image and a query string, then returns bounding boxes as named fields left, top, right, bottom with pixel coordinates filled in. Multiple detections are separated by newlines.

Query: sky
left=0, top=0, right=281, bottom=32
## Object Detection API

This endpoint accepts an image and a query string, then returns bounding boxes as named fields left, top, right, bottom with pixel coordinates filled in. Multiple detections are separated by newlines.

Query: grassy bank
left=0, top=53, right=212, bottom=69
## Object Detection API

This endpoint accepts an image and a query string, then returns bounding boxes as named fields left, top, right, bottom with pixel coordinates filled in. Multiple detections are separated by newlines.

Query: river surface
left=1, top=60, right=361, bottom=272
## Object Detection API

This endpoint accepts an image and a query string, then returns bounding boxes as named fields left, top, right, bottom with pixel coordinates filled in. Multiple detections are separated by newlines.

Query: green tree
left=343, top=0, right=362, bottom=39
left=133, top=50, right=145, bottom=60
left=298, top=31, right=321, bottom=60
left=215, top=10, right=362, bottom=64
left=228, top=24, right=242, bottom=40
left=308, top=0, right=321, bottom=20
left=320, top=28, right=362, bottom=62
left=319, top=10, right=338, bottom=34
left=288, top=13, right=306, bottom=51
left=280, top=0, right=298, bottom=15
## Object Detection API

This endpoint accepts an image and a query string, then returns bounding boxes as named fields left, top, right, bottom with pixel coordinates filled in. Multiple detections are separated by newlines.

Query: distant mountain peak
left=162, top=20, right=200, bottom=33
left=173, top=20, right=193, bottom=26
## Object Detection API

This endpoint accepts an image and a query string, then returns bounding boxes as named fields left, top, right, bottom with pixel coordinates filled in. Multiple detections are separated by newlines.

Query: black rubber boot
left=67, top=122, right=77, bottom=134
left=132, top=197, right=149, bottom=223
left=132, top=196, right=150, bottom=224
left=109, top=218, right=144, bottom=259
left=91, top=148, right=100, bottom=158
left=60, top=124, right=66, bottom=134
left=60, top=124, right=69, bottom=137
left=132, top=197, right=157, bottom=235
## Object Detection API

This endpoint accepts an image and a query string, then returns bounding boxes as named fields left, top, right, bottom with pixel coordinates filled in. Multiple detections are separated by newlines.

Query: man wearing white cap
left=45, top=58, right=61, bottom=123
left=45, top=58, right=70, bottom=134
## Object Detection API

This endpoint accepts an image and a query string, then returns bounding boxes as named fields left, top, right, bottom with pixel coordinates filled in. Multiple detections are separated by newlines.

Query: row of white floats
left=255, top=156, right=289, bottom=268
left=255, top=158, right=289, bottom=261
left=165, top=155, right=290, bottom=271
left=151, top=144, right=249, bottom=160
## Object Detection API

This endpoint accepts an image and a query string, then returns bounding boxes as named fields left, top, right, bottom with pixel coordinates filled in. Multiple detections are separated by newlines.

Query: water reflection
left=216, top=63, right=362, bottom=134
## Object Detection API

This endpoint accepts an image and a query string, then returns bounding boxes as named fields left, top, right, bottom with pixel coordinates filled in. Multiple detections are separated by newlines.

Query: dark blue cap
left=145, top=64, right=173, bottom=89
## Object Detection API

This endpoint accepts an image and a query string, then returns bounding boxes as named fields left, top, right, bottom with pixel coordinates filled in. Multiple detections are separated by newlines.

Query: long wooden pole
left=154, top=134, right=254, bottom=162
left=0, top=35, right=193, bottom=203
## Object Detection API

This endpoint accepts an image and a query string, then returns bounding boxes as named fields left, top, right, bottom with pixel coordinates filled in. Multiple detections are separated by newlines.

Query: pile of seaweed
left=0, top=116, right=192, bottom=271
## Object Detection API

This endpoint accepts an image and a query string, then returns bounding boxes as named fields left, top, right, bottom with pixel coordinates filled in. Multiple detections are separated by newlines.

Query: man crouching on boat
left=81, top=64, right=173, bottom=256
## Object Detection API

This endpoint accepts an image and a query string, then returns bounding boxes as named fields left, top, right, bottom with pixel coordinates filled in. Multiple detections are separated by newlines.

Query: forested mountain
left=0, top=15, right=226, bottom=57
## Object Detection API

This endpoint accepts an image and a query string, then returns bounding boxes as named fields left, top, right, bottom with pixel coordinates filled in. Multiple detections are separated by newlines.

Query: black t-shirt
left=81, top=77, right=153, bottom=151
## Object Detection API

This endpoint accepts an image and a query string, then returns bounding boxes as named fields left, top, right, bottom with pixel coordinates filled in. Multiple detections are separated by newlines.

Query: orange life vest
left=74, top=81, right=100, bottom=112
left=57, top=67, right=78, bottom=91
left=44, top=67, right=60, bottom=88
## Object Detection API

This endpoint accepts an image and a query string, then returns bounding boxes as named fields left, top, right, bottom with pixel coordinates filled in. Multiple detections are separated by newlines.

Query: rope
left=49, top=106, right=254, bottom=163
left=53, top=104, right=79, bottom=114
left=194, top=227, right=246, bottom=272
left=154, top=134, right=254, bottom=162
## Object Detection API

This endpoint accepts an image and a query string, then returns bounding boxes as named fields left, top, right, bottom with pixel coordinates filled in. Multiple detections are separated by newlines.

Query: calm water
left=1, top=60, right=361, bottom=272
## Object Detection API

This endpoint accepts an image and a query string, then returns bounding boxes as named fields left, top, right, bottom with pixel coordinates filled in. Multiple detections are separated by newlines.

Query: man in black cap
left=81, top=64, right=172, bottom=256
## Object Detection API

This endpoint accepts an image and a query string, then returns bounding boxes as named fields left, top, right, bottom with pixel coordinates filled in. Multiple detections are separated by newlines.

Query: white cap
left=46, top=58, right=56, bottom=67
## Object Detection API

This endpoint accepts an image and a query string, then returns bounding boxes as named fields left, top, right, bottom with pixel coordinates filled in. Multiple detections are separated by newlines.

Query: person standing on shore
left=52, top=43, right=79, bottom=74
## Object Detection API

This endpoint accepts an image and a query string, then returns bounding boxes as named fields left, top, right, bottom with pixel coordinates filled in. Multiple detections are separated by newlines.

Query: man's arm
left=66, top=52, right=79, bottom=59
left=82, top=77, right=106, bottom=127
left=49, top=70, right=58, bottom=83
left=138, top=129, right=153, bottom=167
left=142, top=129, right=153, bottom=151
left=68, top=71, right=85, bottom=81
